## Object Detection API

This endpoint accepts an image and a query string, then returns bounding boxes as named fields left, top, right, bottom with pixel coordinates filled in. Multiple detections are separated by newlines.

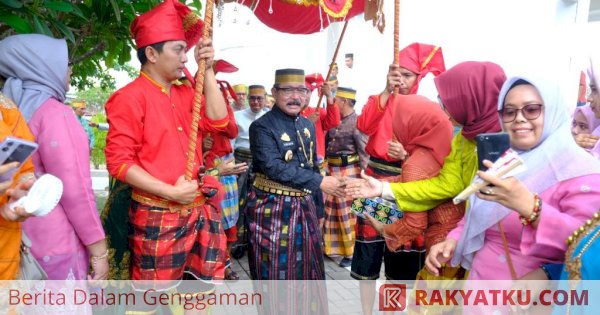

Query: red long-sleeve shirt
left=205, top=104, right=238, bottom=158
left=356, top=95, right=396, bottom=162
left=105, top=73, right=229, bottom=184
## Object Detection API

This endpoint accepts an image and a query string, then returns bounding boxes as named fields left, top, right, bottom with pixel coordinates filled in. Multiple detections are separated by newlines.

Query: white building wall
left=201, top=0, right=596, bottom=113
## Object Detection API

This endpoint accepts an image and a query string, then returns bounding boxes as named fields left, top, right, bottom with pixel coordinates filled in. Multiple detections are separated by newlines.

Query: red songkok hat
left=131, top=0, right=203, bottom=51
left=305, top=73, right=325, bottom=91
left=398, top=43, right=446, bottom=94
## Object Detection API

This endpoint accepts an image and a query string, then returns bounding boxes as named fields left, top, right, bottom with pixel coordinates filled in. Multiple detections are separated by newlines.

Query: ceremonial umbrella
left=220, top=0, right=385, bottom=106
left=236, top=0, right=369, bottom=34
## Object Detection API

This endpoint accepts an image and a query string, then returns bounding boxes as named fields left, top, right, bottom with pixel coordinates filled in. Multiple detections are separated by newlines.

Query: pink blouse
left=23, top=98, right=105, bottom=280
left=447, top=174, right=600, bottom=280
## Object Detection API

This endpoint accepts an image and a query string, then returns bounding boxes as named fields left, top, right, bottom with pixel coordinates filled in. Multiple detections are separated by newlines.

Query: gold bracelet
left=90, top=250, right=109, bottom=266
left=520, top=194, right=542, bottom=226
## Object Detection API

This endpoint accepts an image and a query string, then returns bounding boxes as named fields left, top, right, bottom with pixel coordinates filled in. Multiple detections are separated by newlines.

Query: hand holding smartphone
left=0, top=137, right=38, bottom=182
left=475, top=133, right=510, bottom=171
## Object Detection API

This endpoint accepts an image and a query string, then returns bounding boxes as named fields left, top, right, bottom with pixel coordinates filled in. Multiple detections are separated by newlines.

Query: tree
left=74, top=86, right=113, bottom=168
left=0, top=0, right=203, bottom=89
left=75, top=85, right=113, bottom=114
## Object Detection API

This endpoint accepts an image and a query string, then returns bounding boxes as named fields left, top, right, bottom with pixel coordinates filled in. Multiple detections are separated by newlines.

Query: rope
left=185, top=0, right=215, bottom=180
left=393, top=0, right=400, bottom=95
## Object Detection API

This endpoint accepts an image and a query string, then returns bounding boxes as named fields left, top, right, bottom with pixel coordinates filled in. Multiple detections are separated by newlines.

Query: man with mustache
left=247, top=69, right=345, bottom=280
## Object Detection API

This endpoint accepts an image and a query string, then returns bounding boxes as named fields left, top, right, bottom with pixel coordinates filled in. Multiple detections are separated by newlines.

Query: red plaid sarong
left=129, top=196, right=227, bottom=281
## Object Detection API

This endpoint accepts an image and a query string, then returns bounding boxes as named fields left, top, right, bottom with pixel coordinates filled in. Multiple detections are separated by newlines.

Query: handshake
left=320, top=172, right=380, bottom=199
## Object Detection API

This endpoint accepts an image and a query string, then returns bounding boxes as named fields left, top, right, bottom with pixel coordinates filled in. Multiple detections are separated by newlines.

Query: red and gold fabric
left=105, top=72, right=229, bottom=185
left=130, top=0, right=203, bottom=50
left=240, top=0, right=365, bottom=34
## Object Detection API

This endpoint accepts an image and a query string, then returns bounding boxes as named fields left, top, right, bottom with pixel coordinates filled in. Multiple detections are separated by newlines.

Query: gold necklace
left=565, top=211, right=600, bottom=315
left=565, top=211, right=600, bottom=281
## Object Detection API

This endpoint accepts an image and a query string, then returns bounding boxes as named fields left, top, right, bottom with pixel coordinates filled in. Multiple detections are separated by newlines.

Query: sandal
left=225, top=267, right=240, bottom=281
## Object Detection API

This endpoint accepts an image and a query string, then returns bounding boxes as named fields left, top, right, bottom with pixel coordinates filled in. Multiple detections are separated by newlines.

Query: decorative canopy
left=233, top=0, right=374, bottom=34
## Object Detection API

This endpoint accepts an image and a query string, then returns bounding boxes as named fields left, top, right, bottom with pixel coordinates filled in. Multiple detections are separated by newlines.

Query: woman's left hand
left=363, top=213, right=384, bottom=235
left=476, top=160, right=535, bottom=217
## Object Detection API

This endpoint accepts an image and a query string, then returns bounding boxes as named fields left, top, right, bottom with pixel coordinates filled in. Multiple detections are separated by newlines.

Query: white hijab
left=452, top=72, right=600, bottom=269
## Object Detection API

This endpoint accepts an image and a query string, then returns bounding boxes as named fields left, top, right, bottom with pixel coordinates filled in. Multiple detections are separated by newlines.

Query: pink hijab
left=434, top=61, right=506, bottom=140
left=573, top=105, right=600, bottom=135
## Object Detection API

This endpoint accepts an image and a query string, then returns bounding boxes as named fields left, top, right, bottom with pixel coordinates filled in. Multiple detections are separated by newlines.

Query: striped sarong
left=214, top=153, right=239, bottom=230
left=247, top=188, right=325, bottom=280
left=323, top=162, right=360, bottom=257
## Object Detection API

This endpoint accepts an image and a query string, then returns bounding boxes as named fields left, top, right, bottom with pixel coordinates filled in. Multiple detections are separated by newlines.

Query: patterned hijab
left=434, top=61, right=506, bottom=140
left=391, top=94, right=453, bottom=165
left=0, top=34, right=68, bottom=121
left=452, top=71, right=600, bottom=269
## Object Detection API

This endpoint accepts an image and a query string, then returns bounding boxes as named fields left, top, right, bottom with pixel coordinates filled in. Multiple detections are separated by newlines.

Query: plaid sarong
left=247, top=188, right=325, bottom=280
left=129, top=200, right=227, bottom=281
left=213, top=153, right=239, bottom=230
left=323, top=162, right=360, bottom=257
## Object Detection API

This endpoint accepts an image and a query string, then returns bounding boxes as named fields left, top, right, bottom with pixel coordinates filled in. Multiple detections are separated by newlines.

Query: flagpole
left=318, top=19, right=349, bottom=108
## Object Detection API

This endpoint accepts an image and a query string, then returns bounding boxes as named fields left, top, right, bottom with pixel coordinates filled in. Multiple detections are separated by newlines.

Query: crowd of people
left=0, top=0, right=599, bottom=314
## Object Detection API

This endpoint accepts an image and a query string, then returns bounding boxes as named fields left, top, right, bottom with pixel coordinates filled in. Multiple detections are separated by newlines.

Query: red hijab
left=391, top=94, right=453, bottom=165
left=434, top=61, right=506, bottom=140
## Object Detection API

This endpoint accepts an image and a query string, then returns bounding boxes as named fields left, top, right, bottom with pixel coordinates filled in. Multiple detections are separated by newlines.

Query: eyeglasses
left=249, top=96, right=264, bottom=101
left=499, top=104, right=543, bottom=123
left=276, top=87, right=310, bottom=97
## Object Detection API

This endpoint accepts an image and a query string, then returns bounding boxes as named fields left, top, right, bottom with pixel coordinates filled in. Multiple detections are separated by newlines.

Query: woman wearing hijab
left=0, top=34, right=108, bottom=280
left=0, top=92, right=36, bottom=279
left=347, top=61, right=506, bottom=223
left=572, top=105, right=600, bottom=150
left=360, top=94, right=464, bottom=270
left=425, top=72, right=600, bottom=282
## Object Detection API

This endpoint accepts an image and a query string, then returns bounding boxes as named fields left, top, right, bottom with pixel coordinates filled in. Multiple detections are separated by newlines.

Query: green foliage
left=90, top=113, right=107, bottom=168
left=0, top=0, right=203, bottom=89
left=75, top=86, right=112, bottom=168
left=75, top=85, right=113, bottom=113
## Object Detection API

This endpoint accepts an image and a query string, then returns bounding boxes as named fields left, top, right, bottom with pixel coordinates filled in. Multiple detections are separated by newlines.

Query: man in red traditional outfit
left=105, top=0, right=229, bottom=290
left=202, top=64, right=249, bottom=280
left=354, top=42, right=445, bottom=315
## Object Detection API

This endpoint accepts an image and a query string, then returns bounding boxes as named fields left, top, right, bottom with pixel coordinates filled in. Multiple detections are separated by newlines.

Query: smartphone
left=475, top=132, right=510, bottom=171
left=0, top=137, right=38, bottom=182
